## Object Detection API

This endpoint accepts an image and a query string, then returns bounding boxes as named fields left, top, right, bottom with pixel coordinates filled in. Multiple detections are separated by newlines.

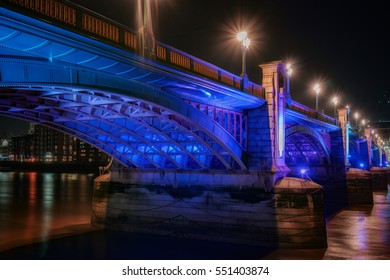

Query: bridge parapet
left=288, top=101, right=339, bottom=127
left=155, top=42, right=265, bottom=98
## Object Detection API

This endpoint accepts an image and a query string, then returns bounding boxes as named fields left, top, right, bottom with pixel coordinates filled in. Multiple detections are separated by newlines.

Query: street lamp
left=286, top=63, right=293, bottom=77
left=286, top=63, right=293, bottom=99
left=332, top=96, right=338, bottom=118
left=354, top=112, right=359, bottom=127
left=313, top=83, right=321, bottom=111
left=237, top=31, right=250, bottom=80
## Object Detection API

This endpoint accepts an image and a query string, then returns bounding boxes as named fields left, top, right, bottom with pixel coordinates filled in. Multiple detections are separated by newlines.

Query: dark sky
left=72, top=0, right=389, bottom=120
left=1, top=0, right=389, bottom=135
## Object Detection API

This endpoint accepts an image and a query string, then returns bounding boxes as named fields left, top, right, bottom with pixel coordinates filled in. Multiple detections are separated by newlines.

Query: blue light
left=300, top=169, right=306, bottom=178
left=200, top=89, right=212, bottom=97
left=359, top=163, right=364, bottom=169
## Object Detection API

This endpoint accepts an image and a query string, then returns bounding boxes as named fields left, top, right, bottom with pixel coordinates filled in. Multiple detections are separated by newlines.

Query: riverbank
left=0, top=161, right=101, bottom=173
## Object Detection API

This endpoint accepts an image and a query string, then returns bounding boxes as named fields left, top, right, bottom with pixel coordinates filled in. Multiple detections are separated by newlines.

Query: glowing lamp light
left=286, top=63, right=293, bottom=77
left=236, top=31, right=248, bottom=42
left=359, top=163, right=364, bottom=169
left=236, top=31, right=250, bottom=79
left=300, top=169, right=306, bottom=178
left=242, top=37, right=250, bottom=48
left=313, top=83, right=321, bottom=111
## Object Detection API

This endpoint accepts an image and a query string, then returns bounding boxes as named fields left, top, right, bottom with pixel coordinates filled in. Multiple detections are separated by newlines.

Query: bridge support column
left=274, top=178, right=327, bottom=248
left=92, top=172, right=327, bottom=249
left=247, top=61, right=289, bottom=184
left=364, top=127, right=373, bottom=168
left=92, top=174, right=281, bottom=247
left=370, top=167, right=388, bottom=191
left=346, top=168, right=373, bottom=205
left=337, top=107, right=350, bottom=168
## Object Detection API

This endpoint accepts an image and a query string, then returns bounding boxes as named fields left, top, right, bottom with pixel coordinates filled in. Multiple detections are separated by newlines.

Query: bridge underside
left=0, top=84, right=246, bottom=171
left=285, top=129, right=331, bottom=179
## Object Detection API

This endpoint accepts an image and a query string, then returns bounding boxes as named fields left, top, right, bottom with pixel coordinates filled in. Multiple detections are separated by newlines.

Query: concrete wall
left=92, top=178, right=280, bottom=247
left=92, top=174, right=328, bottom=249
left=246, top=104, right=273, bottom=171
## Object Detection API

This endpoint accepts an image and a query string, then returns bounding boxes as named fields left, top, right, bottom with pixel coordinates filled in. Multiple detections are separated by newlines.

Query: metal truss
left=285, top=132, right=330, bottom=167
left=0, top=86, right=246, bottom=170
left=186, top=101, right=247, bottom=149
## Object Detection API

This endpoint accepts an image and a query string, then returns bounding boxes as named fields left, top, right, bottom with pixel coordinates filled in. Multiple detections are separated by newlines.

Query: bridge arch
left=285, top=125, right=331, bottom=179
left=0, top=57, right=246, bottom=171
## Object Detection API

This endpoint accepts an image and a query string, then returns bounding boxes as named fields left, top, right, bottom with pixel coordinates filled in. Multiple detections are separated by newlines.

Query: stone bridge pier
left=92, top=61, right=330, bottom=249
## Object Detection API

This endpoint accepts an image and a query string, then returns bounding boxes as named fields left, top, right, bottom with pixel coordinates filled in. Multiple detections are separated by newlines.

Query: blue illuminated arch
left=0, top=58, right=246, bottom=171
left=285, top=125, right=331, bottom=167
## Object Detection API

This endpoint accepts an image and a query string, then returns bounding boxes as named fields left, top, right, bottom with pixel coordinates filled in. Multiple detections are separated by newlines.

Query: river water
left=0, top=171, right=389, bottom=260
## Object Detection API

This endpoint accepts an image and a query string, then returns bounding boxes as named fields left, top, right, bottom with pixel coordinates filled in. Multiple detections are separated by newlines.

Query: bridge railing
left=155, top=42, right=265, bottom=99
left=288, top=101, right=340, bottom=126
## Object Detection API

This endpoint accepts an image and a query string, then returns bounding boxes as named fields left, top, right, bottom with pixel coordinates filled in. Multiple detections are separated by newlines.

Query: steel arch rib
left=41, top=90, right=208, bottom=169
left=285, top=125, right=331, bottom=164
left=0, top=88, right=209, bottom=169
left=299, top=133, right=329, bottom=165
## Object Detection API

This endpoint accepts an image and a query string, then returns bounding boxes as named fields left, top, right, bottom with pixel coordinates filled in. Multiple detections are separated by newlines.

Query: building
left=0, top=136, right=11, bottom=161
left=11, top=134, right=33, bottom=162
left=11, top=124, right=109, bottom=164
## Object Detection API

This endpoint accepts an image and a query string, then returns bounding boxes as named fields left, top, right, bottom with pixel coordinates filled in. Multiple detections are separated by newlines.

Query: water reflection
left=0, top=171, right=95, bottom=252
left=1, top=172, right=390, bottom=260
left=324, top=191, right=390, bottom=260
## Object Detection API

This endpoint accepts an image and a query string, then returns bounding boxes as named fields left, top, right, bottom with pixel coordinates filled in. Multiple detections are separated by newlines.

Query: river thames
left=0, top=171, right=389, bottom=260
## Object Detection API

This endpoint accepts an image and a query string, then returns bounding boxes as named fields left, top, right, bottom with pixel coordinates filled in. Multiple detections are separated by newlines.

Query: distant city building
left=11, top=124, right=109, bottom=164
left=0, top=136, right=12, bottom=161
left=11, top=134, right=33, bottom=162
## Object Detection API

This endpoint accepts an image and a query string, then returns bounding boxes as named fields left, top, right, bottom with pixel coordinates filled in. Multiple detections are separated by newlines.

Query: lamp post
left=137, top=0, right=156, bottom=58
left=286, top=63, right=292, bottom=95
left=313, top=83, right=321, bottom=111
left=354, top=112, right=359, bottom=127
left=237, top=31, right=250, bottom=80
left=332, top=96, right=338, bottom=118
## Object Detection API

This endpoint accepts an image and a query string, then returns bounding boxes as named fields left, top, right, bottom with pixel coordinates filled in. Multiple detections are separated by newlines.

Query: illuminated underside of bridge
left=0, top=83, right=248, bottom=170
left=285, top=133, right=329, bottom=168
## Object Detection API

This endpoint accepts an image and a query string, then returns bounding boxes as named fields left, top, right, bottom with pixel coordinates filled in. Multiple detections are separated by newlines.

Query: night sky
left=1, top=0, right=389, bottom=135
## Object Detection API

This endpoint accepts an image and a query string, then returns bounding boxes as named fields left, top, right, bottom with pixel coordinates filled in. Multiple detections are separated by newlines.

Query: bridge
left=0, top=0, right=389, bottom=248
